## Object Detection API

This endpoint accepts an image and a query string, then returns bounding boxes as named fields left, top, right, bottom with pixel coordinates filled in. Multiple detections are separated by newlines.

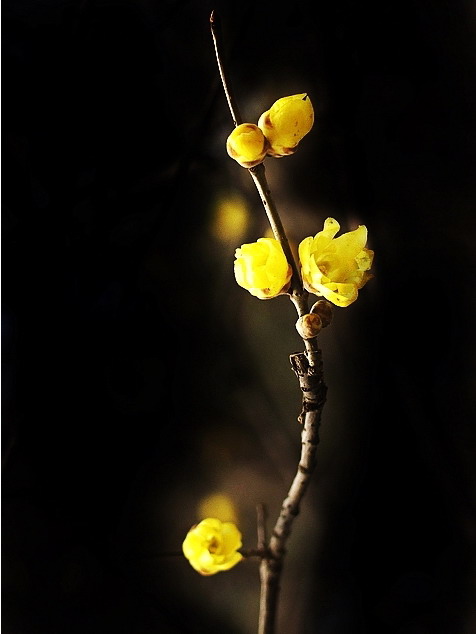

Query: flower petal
left=332, top=225, right=367, bottom=260
left=318, top=282, right=358, bottom=307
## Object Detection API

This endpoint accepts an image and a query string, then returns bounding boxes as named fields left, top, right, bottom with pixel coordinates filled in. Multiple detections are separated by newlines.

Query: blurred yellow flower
left=258, top=93, right=314, bottom=158
left=198, top=493, right=238, bottom=525
left=226, top=123, right=269, bottom=168
left=182, top=518, right=243, bottom=576
left=211, top=194, right=249, bottom=243
left=234, top=237, right=292, bottom=299
left=299, top=217, right=374, bottom=307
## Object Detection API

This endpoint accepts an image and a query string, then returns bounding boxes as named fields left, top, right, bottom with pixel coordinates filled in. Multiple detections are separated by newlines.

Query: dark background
left=2, top=0, right=476, bottom=632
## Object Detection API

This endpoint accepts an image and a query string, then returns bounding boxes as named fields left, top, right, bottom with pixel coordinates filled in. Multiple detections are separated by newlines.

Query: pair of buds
left=226, top=94, right=314, bottom=168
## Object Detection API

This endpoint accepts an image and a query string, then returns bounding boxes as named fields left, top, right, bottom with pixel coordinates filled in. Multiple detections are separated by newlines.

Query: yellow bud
left=295, top=313, right=322, bottom=339
left=258, top=93, right=314, bottom=158
left=226, top=123, right=269, bottom=168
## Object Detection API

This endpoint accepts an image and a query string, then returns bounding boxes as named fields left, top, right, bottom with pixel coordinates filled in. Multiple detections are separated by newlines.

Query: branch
left=271, top=352, right=327, bottom=550
left=258, top=352, right=327, bottom=634
left=210, top=10, right=328, bottom=633
left=210, top=11, right=242, bottom=127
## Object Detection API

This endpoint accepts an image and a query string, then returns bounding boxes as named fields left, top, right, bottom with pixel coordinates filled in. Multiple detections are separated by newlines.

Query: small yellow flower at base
left=182, top=518, right=243, bottom=576
left=299, top=217, right=374, bottom=307
left=258, top=93, right=314, bottom=158
left=226, top=123, right=269, bottom=168
left=234, top=237, right=292, bottom=299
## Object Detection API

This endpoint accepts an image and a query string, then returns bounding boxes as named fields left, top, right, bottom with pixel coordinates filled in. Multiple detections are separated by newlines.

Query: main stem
left=210, top=11, right=327, bottom=633
left=258, top=352, right=326, bottom=634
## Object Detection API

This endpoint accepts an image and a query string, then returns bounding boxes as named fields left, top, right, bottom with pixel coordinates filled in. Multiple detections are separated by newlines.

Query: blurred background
left=2, top=0, right=476, bottom=632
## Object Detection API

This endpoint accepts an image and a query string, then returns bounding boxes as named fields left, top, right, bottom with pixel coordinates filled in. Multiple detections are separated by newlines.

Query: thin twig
left=257, top=503, right=267, bottom=552
left=240, top=548, right=267, bottom=559
left=210, top=11, right=242, bottom=127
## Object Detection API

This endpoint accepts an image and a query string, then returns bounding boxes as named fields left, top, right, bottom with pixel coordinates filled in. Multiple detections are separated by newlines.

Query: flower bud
left=226, top=123, right=269, bottom=168
left=295, top=313, right=322, bottom=339
left=258, top=93, right=314, bottom=158
left=310, top=299, right=333, bottom=328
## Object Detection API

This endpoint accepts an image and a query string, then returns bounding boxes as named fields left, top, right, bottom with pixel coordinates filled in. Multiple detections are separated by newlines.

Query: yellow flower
left=258, top=93, right=314, bottom=158
left=182, top=518, right=243, bottom=576
left=299, top=217, right=374, bottom=307
left=234, top=237, right=292, bottom=299
left=226, top=123, right=269, bottom=168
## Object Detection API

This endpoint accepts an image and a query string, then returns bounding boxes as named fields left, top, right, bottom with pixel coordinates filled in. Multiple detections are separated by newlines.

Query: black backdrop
left=3, top=1, right=476, bottom=632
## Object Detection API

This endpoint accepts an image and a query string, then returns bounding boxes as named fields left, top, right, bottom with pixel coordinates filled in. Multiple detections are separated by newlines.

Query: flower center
left=208, top=538, right=219, bottom=553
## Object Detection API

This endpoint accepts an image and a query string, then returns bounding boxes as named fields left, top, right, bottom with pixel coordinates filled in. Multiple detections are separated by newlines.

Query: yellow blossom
left=182, top=518, right=243, bottom=576
left=299, top=217, right=374, bottom=307
left=234, top=237, right=292, bottom=299
left=198, top=493, right=239, bottom=525
left=211, top=194, right=250, bottom=243
left=258, top=93, right=314, bottom=158
left=226, top=123, right=269, bottom=168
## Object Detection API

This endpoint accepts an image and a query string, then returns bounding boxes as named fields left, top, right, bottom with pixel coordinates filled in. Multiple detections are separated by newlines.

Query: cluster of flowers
left=226, top=93, right=373, bottom=308
left=235, top=217, right=374, bottom=308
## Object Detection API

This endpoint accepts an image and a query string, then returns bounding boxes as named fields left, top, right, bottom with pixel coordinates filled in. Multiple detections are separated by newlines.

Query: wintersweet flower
left=182, top=518, right=243, bottom=576
left=234, top=237, right=292, bottom=299
left=299, top=217, right=374, bottom=307
left=226, top=123, right=269, bottom=168
left=258, top=93, right=314, bottom=158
